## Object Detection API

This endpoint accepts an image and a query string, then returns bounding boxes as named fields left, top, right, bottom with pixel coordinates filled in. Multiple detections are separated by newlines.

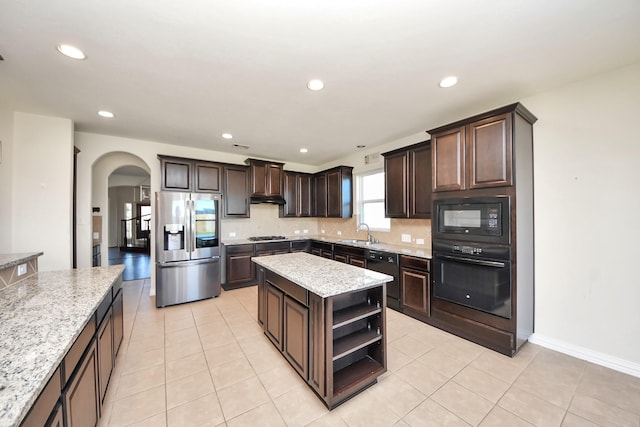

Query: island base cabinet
left=284, top=296, right=309, bottom=380
left=113, top=289, right=124, bottom=357
left=97, top=310, right=113, bottom=405
left=265, top=284, right=284, bottom=349
left=64, top=340, right=99, bottom=427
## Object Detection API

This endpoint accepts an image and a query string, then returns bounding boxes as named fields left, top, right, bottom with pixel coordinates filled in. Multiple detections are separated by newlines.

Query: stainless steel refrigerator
left=155, top=191, right=221, bottom=307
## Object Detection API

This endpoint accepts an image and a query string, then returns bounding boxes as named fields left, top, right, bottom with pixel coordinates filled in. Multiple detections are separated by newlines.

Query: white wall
left=0, top=108, right=14, bottom=253
left=522, top=63, right=640, bottom=372
left=12, top=113, right=74, bottom=271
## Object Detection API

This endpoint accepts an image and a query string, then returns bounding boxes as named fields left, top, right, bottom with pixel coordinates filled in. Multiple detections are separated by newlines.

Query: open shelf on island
left=333, top=329, right=382, bottom=361
left=333, top=303, right=382, bottom=329
left=333, top=356, right=384, bottom=396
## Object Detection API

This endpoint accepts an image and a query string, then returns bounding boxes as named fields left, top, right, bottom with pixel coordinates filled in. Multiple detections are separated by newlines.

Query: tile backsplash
left=221, top=204, right=431, bottom=248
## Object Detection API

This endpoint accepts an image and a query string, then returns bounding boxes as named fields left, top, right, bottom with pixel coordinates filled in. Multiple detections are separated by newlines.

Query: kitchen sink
left=338, top=239, right=374, bottom=246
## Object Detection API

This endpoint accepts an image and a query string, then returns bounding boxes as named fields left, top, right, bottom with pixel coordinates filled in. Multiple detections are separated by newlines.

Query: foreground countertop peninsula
left=0, top=265, right=125, bottom=427
left=252, top=252, right=393, bottom=297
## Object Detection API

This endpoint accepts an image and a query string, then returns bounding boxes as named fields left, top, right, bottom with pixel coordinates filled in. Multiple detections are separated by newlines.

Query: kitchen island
left=0, top=264, right=125, bottom=427
left=253, top=252, right=392, bottom=409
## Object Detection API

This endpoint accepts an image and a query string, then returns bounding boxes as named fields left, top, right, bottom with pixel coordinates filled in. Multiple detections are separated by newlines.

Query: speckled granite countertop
left=253, top=252, right=393, bottom=297
left=0, top=253, right=43, bottom=270
left=0, top=265, right=125, bottom=427
left=222, top=236, right=432, bottom=259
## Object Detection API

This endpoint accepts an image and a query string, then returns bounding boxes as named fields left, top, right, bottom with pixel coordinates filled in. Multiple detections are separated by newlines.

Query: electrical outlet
left=416, top=238, right=425, bottom=245
left=321, top=229, right=325, bottom=234
left=401, top=234, right=411, bottom=242
left=294, top=230, right=300, bottom=234
left=17, top=263, right=27, bottom=276
left=337, top=231, right=342, bottom=236
left=92, top=232, right=99, bottom=240
left=229, top=232, right=236, bottom=237
left=303, top=229, right=308, bottom=234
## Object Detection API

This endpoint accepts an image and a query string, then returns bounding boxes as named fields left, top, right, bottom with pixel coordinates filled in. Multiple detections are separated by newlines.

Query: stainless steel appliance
left=155, top=191, right=221, bottom=307
left=366, top=249, right=400, bottom=310
left=432, top=240, right=511, bottom=319
left=433, top=196, right=510, bottom=244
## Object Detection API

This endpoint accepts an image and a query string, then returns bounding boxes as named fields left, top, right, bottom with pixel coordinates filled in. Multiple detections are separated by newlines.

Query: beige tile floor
left=98, top=279, right=640, bottom=427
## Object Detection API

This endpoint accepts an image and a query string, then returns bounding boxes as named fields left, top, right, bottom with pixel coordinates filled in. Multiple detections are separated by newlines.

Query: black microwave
left=433, top=196, right=511, bottom=244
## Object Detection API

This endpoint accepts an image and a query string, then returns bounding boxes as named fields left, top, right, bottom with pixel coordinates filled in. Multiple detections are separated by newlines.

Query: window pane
left=361, top=172, right=385, bottom=200
left=363, top=201, right=390, bottom=229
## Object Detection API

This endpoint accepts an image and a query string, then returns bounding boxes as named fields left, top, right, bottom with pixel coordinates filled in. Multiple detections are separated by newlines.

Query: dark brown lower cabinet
left=257, top=266, right=266, bottom=326
left=97, top=309, right=113, bottom=405
left=400, top=255, right=431, bottom=321
left=265, top=284, right=284, bottom=349
left=64, top=340, right=99, bottom=427
left=226, top=245, right=255, bottom=288
left=112, top=290, right=124, bottom=357
left=284, top=296, right=309, bottom=379
left=257, top=265, right=386, bottom=409
left=20, top=279, right=123, bottom=427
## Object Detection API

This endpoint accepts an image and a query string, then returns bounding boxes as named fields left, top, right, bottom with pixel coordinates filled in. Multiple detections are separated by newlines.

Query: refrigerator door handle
left=185, top=199, right=191, bottom=254
left=190, top=199, right=197, bottom=253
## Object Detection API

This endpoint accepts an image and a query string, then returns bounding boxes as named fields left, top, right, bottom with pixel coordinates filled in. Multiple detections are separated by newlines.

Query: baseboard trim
left=528, top=333, right=640, bottom=378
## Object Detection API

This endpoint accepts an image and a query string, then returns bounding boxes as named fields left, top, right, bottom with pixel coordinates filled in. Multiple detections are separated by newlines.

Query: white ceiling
left=1, top=0, right=639, bottom=166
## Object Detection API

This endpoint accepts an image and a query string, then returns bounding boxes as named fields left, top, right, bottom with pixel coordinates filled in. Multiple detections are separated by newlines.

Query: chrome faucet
left=356, top=222, right=372, bottom=242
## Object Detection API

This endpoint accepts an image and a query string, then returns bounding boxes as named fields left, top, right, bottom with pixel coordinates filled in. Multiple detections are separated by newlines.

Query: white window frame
left=356, top=169, right=390, bottom=232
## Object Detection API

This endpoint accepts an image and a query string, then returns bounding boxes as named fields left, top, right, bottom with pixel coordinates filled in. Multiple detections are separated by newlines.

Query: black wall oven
left=432, top=240, right=511, bottom=319
left=433, top=196, right=510, bottom=244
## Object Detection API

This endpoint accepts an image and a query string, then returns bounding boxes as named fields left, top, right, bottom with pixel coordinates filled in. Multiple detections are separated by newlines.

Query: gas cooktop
left=247, top=235, right=287, bottom=241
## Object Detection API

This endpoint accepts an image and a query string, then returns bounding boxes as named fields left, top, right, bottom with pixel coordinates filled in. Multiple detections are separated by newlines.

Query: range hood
left=250, top=194, right=286, bottom=205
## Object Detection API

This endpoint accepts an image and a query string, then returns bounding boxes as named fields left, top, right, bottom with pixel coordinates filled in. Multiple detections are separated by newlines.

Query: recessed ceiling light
left=222, top=133, right=233, bottom=139
left=307, top=79, right=324, bottom=91
left=98, top=110, right=114, bottom=118
left=299, top=148, right=308, bottom=153
left=57, top=44, right=86, bottom=60
left=439, top=76, right=458, bottom=88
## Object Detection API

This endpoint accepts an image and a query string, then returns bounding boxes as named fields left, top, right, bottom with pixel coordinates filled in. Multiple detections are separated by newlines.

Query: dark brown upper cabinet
left=159, top=155, right=222, bottom=193
left=246, top=158, right=285, bottom=203
left=429, top=103, right=537, bottom=193
left=281, top=171, right=313, bottom=217
left=314, top=166, right=353, bottom=218
left=383, top=140, right=431, bottom=219
left=223, top=164, right=250, bottom=218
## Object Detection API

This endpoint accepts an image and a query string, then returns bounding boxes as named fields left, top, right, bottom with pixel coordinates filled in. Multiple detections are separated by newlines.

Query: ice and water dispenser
left=163, top=224, right=185, bottom=251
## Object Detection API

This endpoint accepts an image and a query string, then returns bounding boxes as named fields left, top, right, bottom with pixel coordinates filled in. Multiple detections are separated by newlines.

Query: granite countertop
left=222, top=236, right=432, bottom=259
left=253, top=252, right=393, bottom=297
left=0, top=265, right=125, bottom=427
left=0, top=253, right=44, bottom=270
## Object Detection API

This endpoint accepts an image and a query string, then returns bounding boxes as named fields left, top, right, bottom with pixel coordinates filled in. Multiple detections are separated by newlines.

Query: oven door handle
left=440, top=255, right=506, bottom=268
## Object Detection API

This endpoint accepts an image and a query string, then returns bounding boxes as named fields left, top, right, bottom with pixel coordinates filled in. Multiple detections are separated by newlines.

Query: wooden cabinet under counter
left=254, top=252, right=391, bottom=409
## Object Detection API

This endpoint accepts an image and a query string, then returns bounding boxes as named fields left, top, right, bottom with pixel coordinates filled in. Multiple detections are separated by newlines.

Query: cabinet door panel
left=282, top=172, right=298, bottom=217
left=409, top=144, right=432, bottom=218
left=401, top=268, right=430, bottom=317
left=326, top=170, right=342, bottom=217
left=97, top=312, right=113, bottom=404
left=432, top=127, right=465, bottom=192
left=64, top=341, right=99, bottom=427
left=384, top=152, right=408, bottom=218
left=314, top=174, right=327, bottom=217
left=195, top=163, right=222, bottom=192
left=298, top=174, right=313, bottom=217
left=227, top=254, right=254, bottom=284
left=468, top=114, right=512, bottom=188
left=224, top=166, right=250, bottom=218
left=349, top=257, right=366, bottom=269
left=308, top=293, right=325, bottom=397
left=284, top=296, right=309, bottom=380
left=113, top=290, right=124, bottom=358
left=265, top=284, right=284, bottom=349
left=162, top=160, right=191, bottom=191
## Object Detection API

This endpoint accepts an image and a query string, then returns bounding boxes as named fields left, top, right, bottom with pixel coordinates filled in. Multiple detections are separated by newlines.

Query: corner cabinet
left=383, top=140, right=431, bottom=218
left=258, top=266, right=386, bottom=409
left=314, top=166, right=353, bottom=218
left=429, top=103, right=536, bottom=192
left=281, top=171, right=313, bottom=217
